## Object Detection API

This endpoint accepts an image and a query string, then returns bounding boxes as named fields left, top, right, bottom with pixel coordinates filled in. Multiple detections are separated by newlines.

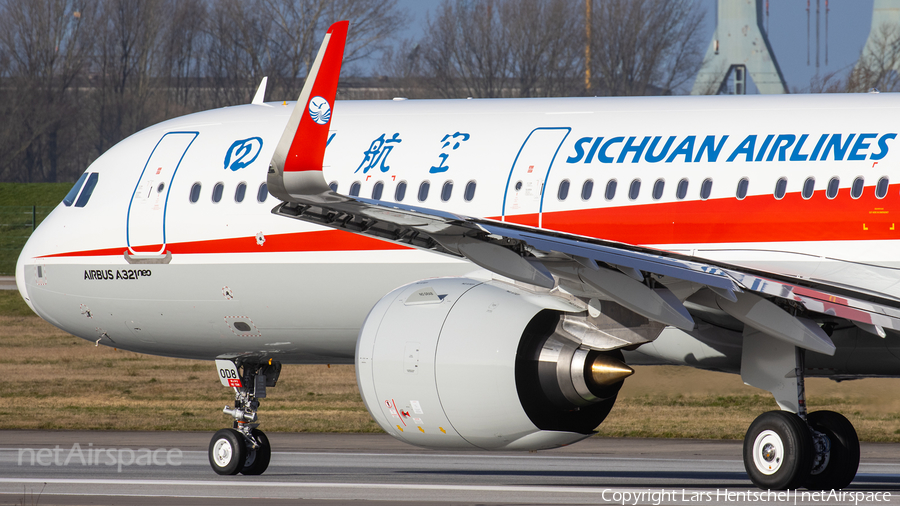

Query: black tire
left=743, top=411, right=813, bottom=490
left=805, top=410, right=860, bottom=490
left=209, top=428, right=246, bottom=475
left=240, top=429, right=271, bottom=476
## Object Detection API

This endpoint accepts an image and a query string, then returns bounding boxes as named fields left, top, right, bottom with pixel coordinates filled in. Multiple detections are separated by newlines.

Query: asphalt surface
left=1, top=431, right=899, bottom=505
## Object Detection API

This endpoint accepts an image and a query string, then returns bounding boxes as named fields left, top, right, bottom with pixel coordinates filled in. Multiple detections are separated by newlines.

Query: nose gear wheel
left=208, top=359, right=280, bottom=476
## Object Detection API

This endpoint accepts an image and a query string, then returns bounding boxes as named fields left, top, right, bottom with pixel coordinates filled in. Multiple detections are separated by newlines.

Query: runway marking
left=259, top=450, right=744, bottom=463
left=0, top=478, right=742, bottom=494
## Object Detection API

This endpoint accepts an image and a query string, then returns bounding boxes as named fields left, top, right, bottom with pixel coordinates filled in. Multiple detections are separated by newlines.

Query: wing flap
left=273, top=195, right=900, bottom=336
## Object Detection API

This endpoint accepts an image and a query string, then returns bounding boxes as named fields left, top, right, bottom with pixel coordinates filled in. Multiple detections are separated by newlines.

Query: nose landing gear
left=209, top=358, right=280, bottom=476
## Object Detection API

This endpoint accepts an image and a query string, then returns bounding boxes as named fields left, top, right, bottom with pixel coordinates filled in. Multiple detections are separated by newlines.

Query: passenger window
left=876, top=176, right=889, bottom=199
left=329, top=181, right=338, bottom=192
left=700, top=178, right=713, bottom=200
left=235, top=182, right=247, bottom=203
left=774, top=177, right=787, bottom=200
left=464, top=180, right=476, bottom=201
left=189, top=183, right=201, bottom=203
left=212, top=182, right=224, bottom=203
left=349, top=181, right=361, bottom=197
left=441, top=181, right=453, bottom=202
left=372, top=181, right=384, bottom=200
left=736, top=178, right=749, bottom=200
left=418, top=181, right=430, bottom=201
left=652, top=179, right=665, bottom=200
left=582, top=179, right=593, bottom=200
left=257, top=182, right=268, bottom=202
left=851, top=176, right=864, bottom=199
left=826, top=177, right=840, bottom=199
left=628, top=179, right=641, bottom=200
left=605, top=179, right=617, bottom=200
left=395, top=181, right=407, bottom=201
left=802, top=177, right=815, bottom=200
left=676, top=178, right=689, bottom=200
left=558, top=180, right=570, bottom=200
left=64, top=173, right=88, bottom=207
left=74, top=173, right=99, bottom=208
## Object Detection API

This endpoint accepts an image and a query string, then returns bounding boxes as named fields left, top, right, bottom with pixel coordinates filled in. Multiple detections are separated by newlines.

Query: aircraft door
left=502, top=127, right=570, bottom=228
left=127, top=132, right=198, bottom=255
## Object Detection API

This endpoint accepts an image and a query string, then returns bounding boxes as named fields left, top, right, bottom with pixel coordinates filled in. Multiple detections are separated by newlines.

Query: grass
left=596, top=362, right=900, bottom=441
left=1, top=289, right=900, bottom=440
left=0, top=183, right=72, bottom=275
left=0, top=183, right=73, bottom=206
left=0, top=292, right=377, bottom=432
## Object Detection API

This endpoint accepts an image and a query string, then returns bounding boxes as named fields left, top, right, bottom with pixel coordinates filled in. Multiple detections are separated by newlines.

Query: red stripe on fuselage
left=39, top=229, right=408, bottom=259
left=39, top=185, right=900, bottom=260
left=535, top=185, right=900, bottom=245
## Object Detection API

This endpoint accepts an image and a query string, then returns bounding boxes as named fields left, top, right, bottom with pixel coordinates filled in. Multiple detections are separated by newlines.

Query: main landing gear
left=744, top=410, right=860, bottom=490
left=209, top=358, right=281, bottom=476
left=741, top=333, right=860, bottom=490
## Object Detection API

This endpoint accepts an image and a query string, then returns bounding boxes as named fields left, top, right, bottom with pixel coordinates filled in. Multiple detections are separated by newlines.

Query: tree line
left=0, top=0, right=716, bottom=184
left=382, top=0, right=704, bottom=99
left=0, top=0, right=410, bottom=183
left=10, top=0, right=893, bottom=185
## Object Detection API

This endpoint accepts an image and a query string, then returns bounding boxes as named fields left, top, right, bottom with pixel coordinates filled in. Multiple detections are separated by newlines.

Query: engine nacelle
left=356, top=277, right=630, bottom=451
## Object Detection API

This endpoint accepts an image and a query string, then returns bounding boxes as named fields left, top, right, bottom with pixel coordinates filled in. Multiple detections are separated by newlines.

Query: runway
left=1, top=431, right=899, bottom=506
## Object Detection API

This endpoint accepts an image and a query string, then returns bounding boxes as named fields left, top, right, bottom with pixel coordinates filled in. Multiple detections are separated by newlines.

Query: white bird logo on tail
left=308, top=96, right=332, bottom=125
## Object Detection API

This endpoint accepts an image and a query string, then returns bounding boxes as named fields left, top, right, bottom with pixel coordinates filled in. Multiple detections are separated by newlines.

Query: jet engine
left=355, top=277, right=633, bottom=451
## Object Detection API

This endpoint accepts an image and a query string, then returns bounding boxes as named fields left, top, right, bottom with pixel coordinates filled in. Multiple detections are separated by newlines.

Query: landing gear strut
left=209, top=358, right=280, bottom=476
left=742, top=341, right=860, bottom=490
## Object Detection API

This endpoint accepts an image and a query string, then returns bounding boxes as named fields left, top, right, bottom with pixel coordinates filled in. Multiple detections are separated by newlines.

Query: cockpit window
left=74, top=173, right=99, bottom=208
left=63, top=173, right=88, bottom=206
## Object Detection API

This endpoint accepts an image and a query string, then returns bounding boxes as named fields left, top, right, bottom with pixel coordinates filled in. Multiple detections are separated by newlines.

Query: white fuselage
left=16, top=93, right=900, bottom=363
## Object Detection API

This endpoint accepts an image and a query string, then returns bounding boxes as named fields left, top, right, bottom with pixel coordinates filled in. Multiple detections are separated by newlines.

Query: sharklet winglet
left=268, top=20, right=348, bottom=201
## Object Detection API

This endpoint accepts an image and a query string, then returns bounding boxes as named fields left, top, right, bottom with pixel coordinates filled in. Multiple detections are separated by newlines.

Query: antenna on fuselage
left=252, top=76, right=268, bottom=105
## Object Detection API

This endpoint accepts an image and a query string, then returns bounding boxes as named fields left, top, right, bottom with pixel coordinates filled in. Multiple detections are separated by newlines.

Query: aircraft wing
left=271, top=192, right=900, bottom=355
left=267, top=21, right=900, bottom=358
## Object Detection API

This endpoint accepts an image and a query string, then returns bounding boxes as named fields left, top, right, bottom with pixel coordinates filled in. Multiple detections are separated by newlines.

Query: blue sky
left=391, top=0, right=877, bottom=93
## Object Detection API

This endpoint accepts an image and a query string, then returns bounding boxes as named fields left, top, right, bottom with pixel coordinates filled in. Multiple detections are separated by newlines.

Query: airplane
left=15, top=19, right=900, bottom=490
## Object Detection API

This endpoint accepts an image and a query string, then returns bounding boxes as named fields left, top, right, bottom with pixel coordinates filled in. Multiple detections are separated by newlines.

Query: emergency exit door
left=501, top=127, right=570, bottom=228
